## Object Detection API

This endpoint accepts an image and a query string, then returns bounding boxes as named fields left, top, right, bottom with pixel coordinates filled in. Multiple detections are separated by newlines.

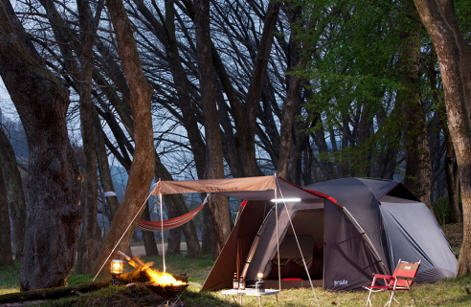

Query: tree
left=194, top=0, right=231, bottom=250
left=37, top=0, right=104, bottom=274
left=0, top=124, right=26, bottom=259
left=0, top=0, right=81, bottom=290
left=93, top=0, right=155, bottom=274
left=0, top=158, right=13, bottom=265
left=413, top=0, right=471, bottom=276
left=277, top=2, right=305, bottom=180
left=399, top=0, right=432, bottom=207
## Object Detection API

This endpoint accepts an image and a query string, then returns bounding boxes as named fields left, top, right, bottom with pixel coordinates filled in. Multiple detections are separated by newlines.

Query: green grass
left=0, top=261, right=21, bottom=295
left=1, top=255, right=470, bottom=306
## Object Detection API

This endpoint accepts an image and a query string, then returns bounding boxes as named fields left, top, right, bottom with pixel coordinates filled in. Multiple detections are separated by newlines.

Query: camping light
left=110, top=259, right=124, bottom=285
left=270, top=197, right=301, bottom=203
left=255, top=272, right=265, bottom=293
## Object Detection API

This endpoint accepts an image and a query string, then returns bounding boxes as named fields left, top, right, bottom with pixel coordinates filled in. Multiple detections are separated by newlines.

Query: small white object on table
left=220, top=288, right=279, bottom=306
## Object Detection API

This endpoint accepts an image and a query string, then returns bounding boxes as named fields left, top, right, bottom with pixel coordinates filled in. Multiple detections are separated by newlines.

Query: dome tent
left=202, top=177, right=457, bottom=291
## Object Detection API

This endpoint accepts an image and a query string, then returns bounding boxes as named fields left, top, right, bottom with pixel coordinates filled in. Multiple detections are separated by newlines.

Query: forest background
left=0, top=0, right=470, bottom=292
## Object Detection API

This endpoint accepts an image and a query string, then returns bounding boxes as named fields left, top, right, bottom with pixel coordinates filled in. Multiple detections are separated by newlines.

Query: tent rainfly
left=192, top=176, right=457, bottom=291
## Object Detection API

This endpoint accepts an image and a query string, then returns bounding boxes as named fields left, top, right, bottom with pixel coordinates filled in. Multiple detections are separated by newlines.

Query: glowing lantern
left=255, top=272, right=265, bottom=293
left=110, top=259, right=124, bottom=285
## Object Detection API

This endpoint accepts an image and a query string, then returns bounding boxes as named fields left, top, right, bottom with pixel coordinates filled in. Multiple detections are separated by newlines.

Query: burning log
left=117, top=251, right=189, bottom=299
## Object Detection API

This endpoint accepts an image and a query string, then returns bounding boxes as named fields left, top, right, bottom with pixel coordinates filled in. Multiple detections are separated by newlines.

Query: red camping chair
left=365, top=259, right=421, bottom=307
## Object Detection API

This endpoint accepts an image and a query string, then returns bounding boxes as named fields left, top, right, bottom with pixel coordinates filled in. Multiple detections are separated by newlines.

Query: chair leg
left=366, top=289, right=373, bottom=306
left=385, top=290, right=395, bottom=307
left=366, top=277, right=377, bottom=306
left=409, top=287, right=416, bottom=305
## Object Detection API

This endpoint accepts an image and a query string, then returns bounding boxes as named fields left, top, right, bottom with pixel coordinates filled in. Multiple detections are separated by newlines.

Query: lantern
left=110, top=259, right=124, bottom=285
left=255, top=272, right=265, bottom=293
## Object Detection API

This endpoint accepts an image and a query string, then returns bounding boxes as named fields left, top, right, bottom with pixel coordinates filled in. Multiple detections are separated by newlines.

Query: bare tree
left=194, top=0, right=231, bottom=250
left=75, top=0, right=103, bottom=273
left=0, top=125, right=26, bottom=259
left=0, top=159, right=13, bottom=265
left=0, top=0, right=81, bottom=290
left=93, top=0, right=155, bottom=274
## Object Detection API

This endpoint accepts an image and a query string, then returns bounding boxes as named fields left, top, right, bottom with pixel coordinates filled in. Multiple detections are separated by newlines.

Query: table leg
left=258, top=296, right=262, bottom=306
left=239, top=294, right=243, bottom=305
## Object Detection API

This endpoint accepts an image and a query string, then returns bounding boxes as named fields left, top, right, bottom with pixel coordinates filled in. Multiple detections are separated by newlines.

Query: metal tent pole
left=159, top=192, right=166, bottom=273
left=274, top=175, right=281, bottom=291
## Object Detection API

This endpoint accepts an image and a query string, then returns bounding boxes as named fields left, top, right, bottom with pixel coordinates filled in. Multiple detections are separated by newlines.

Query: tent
left=201, top=177, right=457, bottom=291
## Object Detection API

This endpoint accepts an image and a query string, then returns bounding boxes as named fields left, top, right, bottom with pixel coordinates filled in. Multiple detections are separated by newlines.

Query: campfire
left=117, top=251, right=188, bottom=299
left=145, top=267, right=186, bottom=286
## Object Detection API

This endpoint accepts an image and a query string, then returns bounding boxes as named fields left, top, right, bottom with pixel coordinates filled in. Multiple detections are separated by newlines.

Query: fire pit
left=116, top=251, right=189, bottom=300
left=145, top=281, right=188, bottom=300
left=144, top=267, right=188, bottom=299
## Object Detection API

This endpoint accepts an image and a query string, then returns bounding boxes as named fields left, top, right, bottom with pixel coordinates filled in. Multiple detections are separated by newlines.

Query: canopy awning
left=151, top=175, right=323, bottom=201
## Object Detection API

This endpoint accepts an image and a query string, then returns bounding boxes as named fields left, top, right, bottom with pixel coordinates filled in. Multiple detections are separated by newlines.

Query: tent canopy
left=151, top=175, right=325, bottom=201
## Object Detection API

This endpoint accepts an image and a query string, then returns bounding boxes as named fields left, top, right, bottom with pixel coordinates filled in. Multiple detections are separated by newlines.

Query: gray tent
left=202, top=177, right=457, bottom=291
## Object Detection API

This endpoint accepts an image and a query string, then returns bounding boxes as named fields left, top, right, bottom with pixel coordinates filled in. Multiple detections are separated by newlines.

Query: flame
left=145, top=268, right=186, bottom=286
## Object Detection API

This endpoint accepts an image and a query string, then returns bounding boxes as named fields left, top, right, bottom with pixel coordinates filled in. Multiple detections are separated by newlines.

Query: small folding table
left=221, top=288, right=279, bottom=306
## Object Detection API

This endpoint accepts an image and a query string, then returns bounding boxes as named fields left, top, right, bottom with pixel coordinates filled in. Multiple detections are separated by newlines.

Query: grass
left=1, top=254, right=471, bottom=306
left=0, top=261, right=21, bottom=295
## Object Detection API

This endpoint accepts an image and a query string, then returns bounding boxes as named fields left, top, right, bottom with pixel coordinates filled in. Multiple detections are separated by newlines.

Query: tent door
left=268, top=209, right=324, bottom=284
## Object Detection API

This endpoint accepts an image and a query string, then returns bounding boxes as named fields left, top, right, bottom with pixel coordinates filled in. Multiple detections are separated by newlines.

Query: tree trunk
left=95, top=112, right=120, bottom=219
left=427, top=49, right=461, bottom=222
left=444, top=127, right=461, bottom=223
left=75, top=0, right=102, bottom=274
left=194, top=0, right=231, bottom=251
left=357, top=103, right=373, bottom=177
left=0, top=0, right=82, bottom=290
left=167, top=229, right=182, bottom=256
left=201, top=204, right=216, bottom=255
left=93, top=0, right=154, bottom=275
left=141, top=202, right=159, bottom=257
left=92, top=9, right=203, bottom=257
left=243, top=0, right=281, bottom=177
left=277, top=50, right=304, bottom=179
left=414, top=0, right=471, bottom=276
left=400, top=0, right=432, bottom=207
left=0, top=161, right=13, bottom=265
left=0, top=125, right=26, bottom=260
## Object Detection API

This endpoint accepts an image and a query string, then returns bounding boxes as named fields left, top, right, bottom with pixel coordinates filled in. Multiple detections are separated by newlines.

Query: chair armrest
left=368, top=274, right=394, bottom=288
left=394, top=275, right=414, bottom=280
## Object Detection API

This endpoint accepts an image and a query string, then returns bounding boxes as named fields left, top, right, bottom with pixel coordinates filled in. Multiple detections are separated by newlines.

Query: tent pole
left=342, top=207, right=388, bottom=274
left=240, top=207, right=274, bottom=278
left=277, top=180, right=320, bottom=307
left=159, top=193, right=166, bottom=273
left=274, top=175, right=281, bottom=291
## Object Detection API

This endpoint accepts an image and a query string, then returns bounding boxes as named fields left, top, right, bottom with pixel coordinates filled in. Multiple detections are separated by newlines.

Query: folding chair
left=365, top=259, right=421, bottom=307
